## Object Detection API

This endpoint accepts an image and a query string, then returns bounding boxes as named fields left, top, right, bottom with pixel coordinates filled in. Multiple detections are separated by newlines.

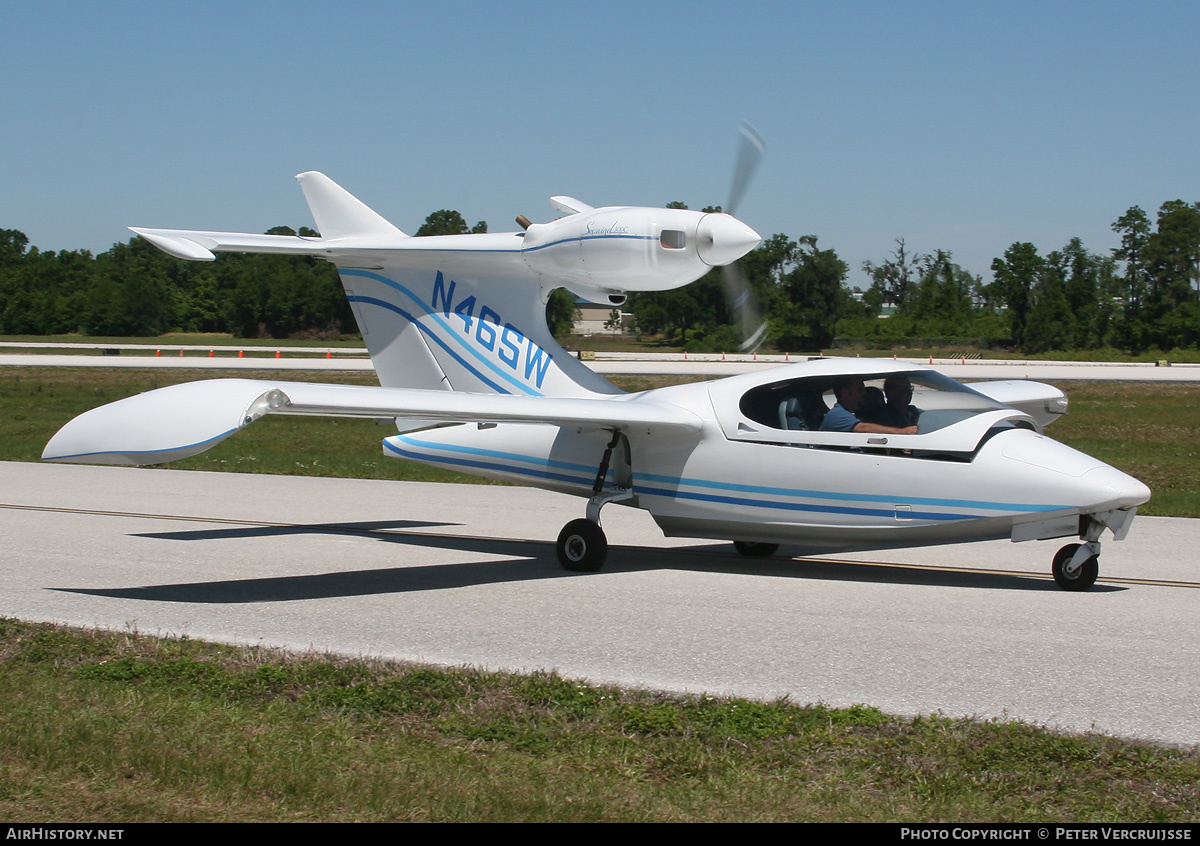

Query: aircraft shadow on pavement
left=52, top=521, right=1122, bottom=603
left=129, top=519, right=458, bottom=541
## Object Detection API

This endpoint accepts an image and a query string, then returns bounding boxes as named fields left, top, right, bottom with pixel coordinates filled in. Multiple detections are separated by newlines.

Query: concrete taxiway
left=3, top=461, right=1196, bottom=747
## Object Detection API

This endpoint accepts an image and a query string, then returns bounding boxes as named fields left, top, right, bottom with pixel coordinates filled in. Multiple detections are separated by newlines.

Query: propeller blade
left=726, top=121, right=765, bottom=217
left=724, top=262, right=768, bottom=353
left=722, top=122, right=768, bottom=352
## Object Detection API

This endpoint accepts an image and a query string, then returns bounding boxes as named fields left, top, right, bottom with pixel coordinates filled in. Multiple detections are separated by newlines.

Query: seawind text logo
left=585, top=220, right=630, bottom=236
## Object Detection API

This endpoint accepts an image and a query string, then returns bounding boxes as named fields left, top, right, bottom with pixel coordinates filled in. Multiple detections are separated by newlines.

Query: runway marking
left=1, top=502, right=287, bottom=528
left=5, top=502, right=1197, bottom=589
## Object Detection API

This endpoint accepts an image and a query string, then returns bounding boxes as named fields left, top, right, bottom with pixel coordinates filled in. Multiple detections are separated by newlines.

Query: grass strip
left=2, top=619, right=1197, bottom=823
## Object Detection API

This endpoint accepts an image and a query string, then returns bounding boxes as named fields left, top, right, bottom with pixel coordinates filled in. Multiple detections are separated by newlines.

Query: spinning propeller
left=721, top=122, right=767, bottom=352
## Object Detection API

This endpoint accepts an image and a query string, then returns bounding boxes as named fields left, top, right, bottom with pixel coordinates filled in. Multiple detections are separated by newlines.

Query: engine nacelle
left=521, top=206, right=760, bottom=303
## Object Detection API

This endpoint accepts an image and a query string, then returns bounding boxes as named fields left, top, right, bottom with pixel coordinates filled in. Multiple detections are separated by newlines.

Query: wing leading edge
left=41, top=379, right=702, bottom=466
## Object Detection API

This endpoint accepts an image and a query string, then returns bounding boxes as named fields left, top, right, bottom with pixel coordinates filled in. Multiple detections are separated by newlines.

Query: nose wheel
left=1052, top=542, right=1100, bottom=591
left=557, top=519, right=608, bottom=572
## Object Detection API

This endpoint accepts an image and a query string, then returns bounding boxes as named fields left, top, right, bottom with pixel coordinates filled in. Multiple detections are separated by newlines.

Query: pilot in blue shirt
left=820, top=377, right=919, bottom=435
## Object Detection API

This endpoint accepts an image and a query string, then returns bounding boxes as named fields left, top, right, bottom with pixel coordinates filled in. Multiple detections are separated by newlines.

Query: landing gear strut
left=555, top=431, right=632, bottom=572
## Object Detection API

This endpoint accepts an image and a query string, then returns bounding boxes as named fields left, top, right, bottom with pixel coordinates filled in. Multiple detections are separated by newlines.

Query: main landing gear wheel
left=557, top=519, right=608, bottom=572
left=1052, top=543, right=1099, bottom=592
left=733, top=541, right=779, bottom=558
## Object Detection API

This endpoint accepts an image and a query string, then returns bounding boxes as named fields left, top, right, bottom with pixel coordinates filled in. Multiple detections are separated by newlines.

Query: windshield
left=738, top=370, right=1011, bottom=435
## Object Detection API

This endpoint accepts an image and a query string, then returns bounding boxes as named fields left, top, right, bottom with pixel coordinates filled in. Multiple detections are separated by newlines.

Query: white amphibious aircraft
left=42, top=170, right=1150, bottom=590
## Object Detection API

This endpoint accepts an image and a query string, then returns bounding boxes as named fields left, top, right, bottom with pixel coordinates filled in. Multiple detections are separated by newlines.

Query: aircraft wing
left=969, top=380, right=1068, bottom=428
left=41, top=378, right=703, bottom=466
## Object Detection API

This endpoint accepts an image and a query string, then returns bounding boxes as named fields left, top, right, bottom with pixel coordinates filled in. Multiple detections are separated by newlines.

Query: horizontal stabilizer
left=131, top=173, right=406, bottom=262
left=129, top=227, right=324, bottom=260
left=131, top=229, right=217, bottom=261
left=42, top=379, right=703, bottom=466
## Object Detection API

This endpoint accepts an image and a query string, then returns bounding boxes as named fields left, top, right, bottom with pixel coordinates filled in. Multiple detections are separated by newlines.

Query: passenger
left=859, top=385, right=886, bottom=424
left=879, top=375, right=921, bottom=429
left=819, top=376, right=919, bottom=435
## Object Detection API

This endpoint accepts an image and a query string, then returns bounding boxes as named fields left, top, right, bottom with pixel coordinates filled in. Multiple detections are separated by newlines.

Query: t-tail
left=132, top=173, right=624, bottom=399
left=131, top=172, right=761, bottom=400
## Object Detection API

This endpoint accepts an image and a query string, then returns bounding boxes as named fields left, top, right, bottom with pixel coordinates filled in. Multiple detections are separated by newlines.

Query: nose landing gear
left=1050, top=511, right=1118, bottom=591
left=1052, top=542, right=1100, bottom=591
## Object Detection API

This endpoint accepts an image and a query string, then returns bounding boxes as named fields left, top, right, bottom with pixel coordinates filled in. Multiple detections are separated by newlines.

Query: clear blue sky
left=3, top=0, right=1197, bottom=289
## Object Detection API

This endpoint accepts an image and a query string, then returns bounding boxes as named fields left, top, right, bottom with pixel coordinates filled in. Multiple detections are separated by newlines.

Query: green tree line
left=626, top=200, right=1200, bottom=354
left=0, top=224, right=352, bottom=339
left=0, top=209, right=484, bottom=339
left=0, top=206, right=578, bottom=344
left=3, top=200, right=1198, bottom=353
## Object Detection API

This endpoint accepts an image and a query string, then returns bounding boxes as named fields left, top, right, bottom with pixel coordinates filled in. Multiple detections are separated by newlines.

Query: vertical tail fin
left=293, top=173, right=616, bottom=399
left=335, top=262, right=619, bottom=398
left=131, top=172, right=617, bottom=401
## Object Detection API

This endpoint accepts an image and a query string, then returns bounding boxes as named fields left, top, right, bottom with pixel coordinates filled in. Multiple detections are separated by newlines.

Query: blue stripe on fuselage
left=385, top=436, right=1064, bottom=521
left=633, top=470, right=1063, bottom=513
left=384, top=436, right=600, bottom=488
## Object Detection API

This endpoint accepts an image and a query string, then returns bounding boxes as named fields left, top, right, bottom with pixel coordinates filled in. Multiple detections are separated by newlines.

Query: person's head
left=832, top=377, right=866, bottom=411
left=883, top=375, right=913, bottom=408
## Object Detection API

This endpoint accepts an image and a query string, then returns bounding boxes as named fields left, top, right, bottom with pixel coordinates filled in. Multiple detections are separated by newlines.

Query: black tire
left=1052, top=543, right=1099, bottom=591
left=734, top=541, right=779, bottom=558
left=557, top=519, right=607, bottom=572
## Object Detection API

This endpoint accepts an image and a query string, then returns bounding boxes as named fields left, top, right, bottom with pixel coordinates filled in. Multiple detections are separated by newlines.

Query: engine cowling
left=521, top=206, right=760, bottom=303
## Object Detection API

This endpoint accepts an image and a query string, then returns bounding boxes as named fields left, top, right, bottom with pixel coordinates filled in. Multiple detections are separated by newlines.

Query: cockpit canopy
left=708, top=363, right=1040, bottom=460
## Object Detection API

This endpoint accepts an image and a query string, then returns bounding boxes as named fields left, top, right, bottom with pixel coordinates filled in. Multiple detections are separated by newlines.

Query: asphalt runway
left=3, top=460, right=1197, bottom=747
